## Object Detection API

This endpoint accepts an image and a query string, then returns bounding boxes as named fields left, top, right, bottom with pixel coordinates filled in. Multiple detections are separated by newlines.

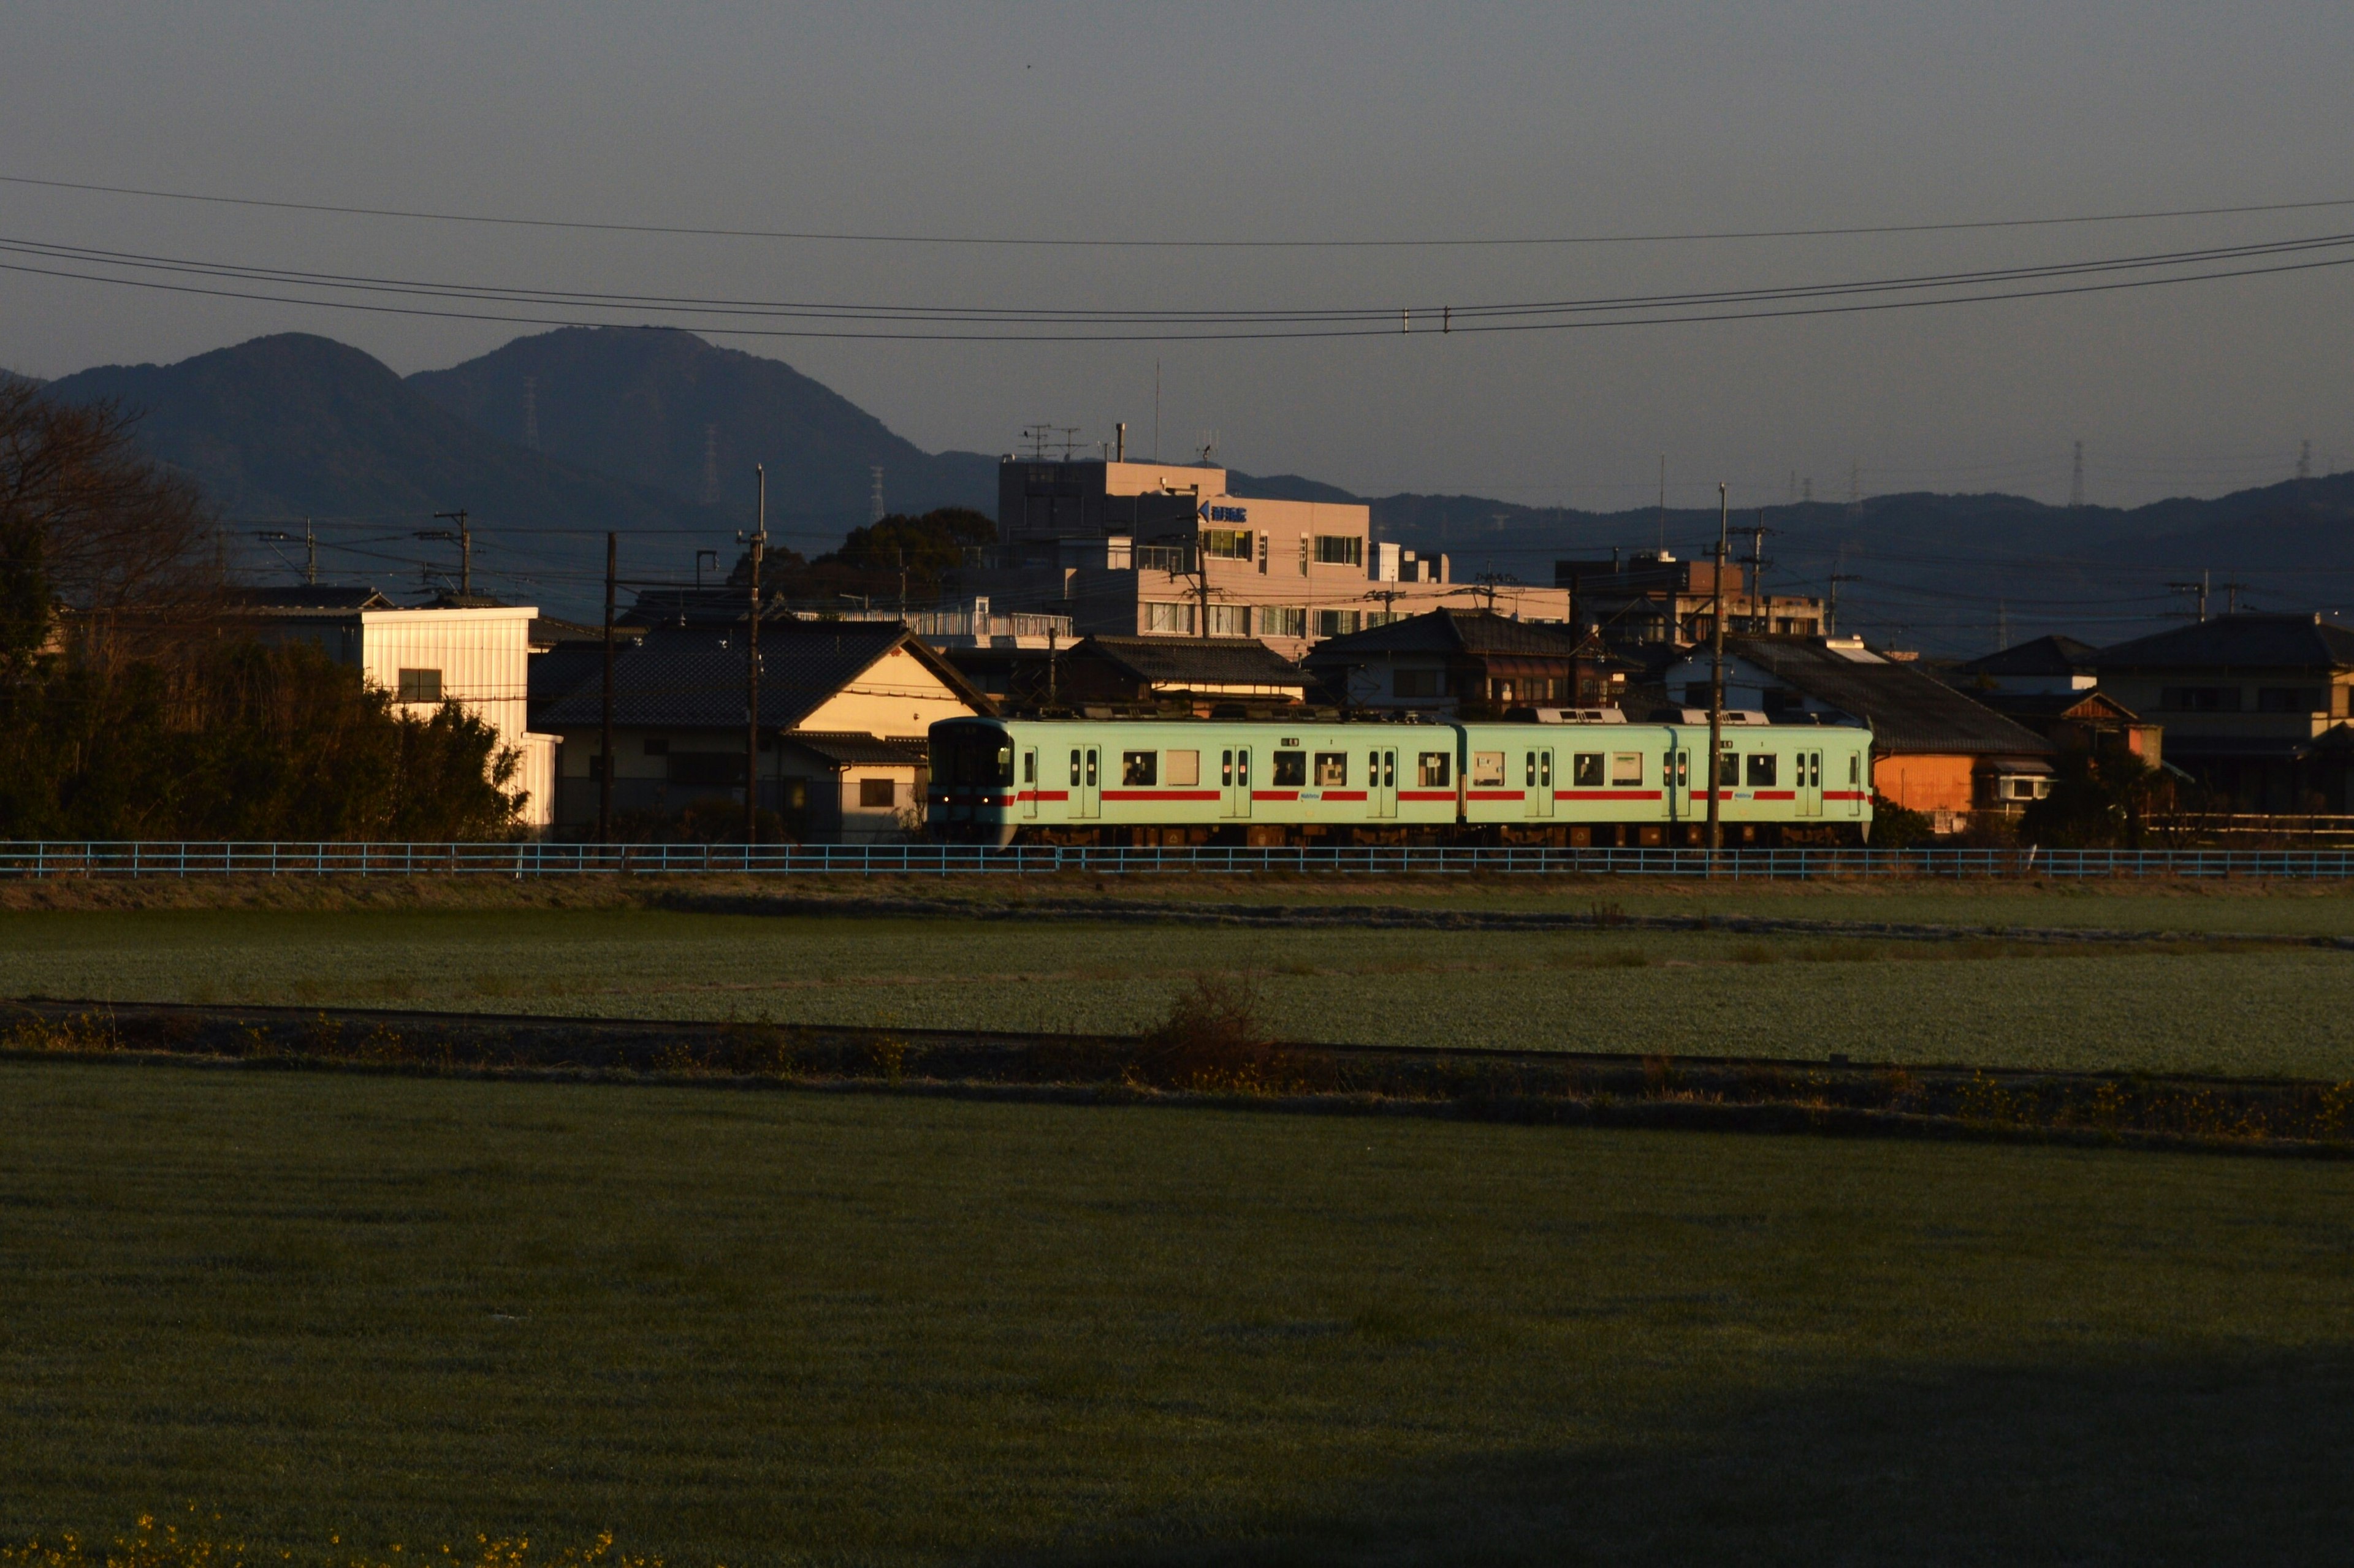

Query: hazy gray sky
left=5, top=2, right=2352, bottom=508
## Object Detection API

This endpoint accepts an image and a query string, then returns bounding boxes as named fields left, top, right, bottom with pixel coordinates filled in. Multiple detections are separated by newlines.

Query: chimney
left=1115, top=422, right=1126, bottom=462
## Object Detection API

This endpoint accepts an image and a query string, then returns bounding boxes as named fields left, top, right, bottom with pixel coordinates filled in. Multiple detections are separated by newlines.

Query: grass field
left=6, top=904, right=2354, bottom=1078
left=3, top=1059, right=2350, bottom=1566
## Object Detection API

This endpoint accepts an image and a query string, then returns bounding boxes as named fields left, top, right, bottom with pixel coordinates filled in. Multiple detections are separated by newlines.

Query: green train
left=928, top=714, right=1873, bottom=848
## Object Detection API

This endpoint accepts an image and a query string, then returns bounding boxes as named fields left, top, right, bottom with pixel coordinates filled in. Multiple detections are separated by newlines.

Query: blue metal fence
left=4, top=841, right=2354, bottom=879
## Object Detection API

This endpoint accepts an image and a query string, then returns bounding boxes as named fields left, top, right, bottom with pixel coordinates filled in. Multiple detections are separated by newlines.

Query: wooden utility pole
left=745, top=465, right=766, bottom=845
left=1707, top=483, right=1729, bottom=863
left=598, top=531, right=616, bottom=843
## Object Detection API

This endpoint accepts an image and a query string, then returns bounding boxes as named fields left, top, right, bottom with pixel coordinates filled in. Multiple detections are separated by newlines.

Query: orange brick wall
left=1872, top=753, right=1976, bottom=815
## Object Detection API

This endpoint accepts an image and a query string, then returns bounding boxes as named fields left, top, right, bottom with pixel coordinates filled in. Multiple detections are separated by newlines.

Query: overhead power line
left=8, top=171, right=2354, bottom=249
left=6, top=229, right=2354, bottom=343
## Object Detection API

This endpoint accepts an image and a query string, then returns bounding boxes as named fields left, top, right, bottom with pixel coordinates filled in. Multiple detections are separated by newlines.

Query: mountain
left=406, top=327, right=996, bottom=535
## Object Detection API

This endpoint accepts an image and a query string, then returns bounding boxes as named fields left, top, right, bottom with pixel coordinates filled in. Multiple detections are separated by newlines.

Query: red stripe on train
left=1100, top=790, right=1222, bottom=801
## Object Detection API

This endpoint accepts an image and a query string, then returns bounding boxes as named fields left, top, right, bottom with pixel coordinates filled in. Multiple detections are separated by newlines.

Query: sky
left=4, top=2, right=2353, bottom=511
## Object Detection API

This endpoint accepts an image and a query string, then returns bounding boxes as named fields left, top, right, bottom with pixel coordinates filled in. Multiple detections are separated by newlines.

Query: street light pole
left=745, top=465, right=766, bottom=846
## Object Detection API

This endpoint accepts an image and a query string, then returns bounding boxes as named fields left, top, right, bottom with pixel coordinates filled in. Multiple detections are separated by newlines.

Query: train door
left=1072, top=745, right=1100, bottom=818
left=1844, top=749, right=1865, bottom=816
left=1022, top=748, right=1040, bottom=820
left=1796, top=750, right=1823, bottom=818
left=1525, top=748, right=1555, bottom=818
left=1221, top=746, right=1252, bottom=818
left=1369, top=747, right=1398, bottom=818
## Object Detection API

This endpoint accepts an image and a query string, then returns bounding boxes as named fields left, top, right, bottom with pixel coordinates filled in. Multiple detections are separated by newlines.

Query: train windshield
left=934, top=727, right=1015, bottom=787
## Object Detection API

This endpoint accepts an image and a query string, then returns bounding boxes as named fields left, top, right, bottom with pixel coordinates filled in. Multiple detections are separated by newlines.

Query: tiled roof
left=227, top=585, right=394, bottom=611
left=1952, top=634, right=2098, bottom=679
left=1304, top=608, right=1590, bottom=660
left=1725, top=638, right=2055, bottom=756
left=533, top=620, right=984, bottom=731
left=783, top=731, right=932, bottom=768
left=2093, top=614, right=2354, bottom=672
left=1072, top=636, right=1306, bottom=687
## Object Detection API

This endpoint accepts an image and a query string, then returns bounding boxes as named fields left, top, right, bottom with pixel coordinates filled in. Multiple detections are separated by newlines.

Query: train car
left=928, top=714, right=1872, bottom=848
left=928, top=717, right=1463, bottom=847
left=1453, top=718, right=1871, bottom=847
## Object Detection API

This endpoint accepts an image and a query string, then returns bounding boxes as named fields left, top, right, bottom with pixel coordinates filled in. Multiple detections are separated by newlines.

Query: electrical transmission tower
left=870, top=466, right=886, bottom=523
left=522, top=377, right=539, bottom=451
left=2069, top=441, right=2085, bottom=508
left=2298, top=439, right=2313, bottom=481
left=699, top=425, right=721, bottom=506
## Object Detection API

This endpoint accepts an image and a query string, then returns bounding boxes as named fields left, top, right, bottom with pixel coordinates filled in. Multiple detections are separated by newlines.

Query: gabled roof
left=1721, top=637, right=2055, bottom=755
left=1069, top=635, right=1305, bottom=688
left=1303, top=607, right=1591, bottom=660
left=1952, top=634, right=2098, bottom=679
left=783, top=731, right=932, bottom=768
left=533, top=620, right=988, bottom=731
left=2093, top=613, right=2354, bottom=672
left=1973, top=689, right=2143, bottom=723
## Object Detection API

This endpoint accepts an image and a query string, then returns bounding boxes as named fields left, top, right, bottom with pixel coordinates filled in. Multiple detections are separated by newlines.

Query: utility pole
left=1746, top=511, right=1769, bottom=634
left=745, top=466, right=766, bottom=845
left=1656, top=455, right=1667, bottom=555
left=254, top=522, right=318, bottom=587
left=2167, top=572, right=2211, bottom=623
left=420, top=510, right=473, bottom=598
left=1707, top=483, right=1729, bottom=865
left=600, top=532, right=616, bottom=845
left=1827, top=572, right=1858, bottom=636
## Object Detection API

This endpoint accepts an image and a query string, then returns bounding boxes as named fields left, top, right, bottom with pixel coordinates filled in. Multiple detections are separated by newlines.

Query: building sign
left=1201, top=503, right=1249, bottom=523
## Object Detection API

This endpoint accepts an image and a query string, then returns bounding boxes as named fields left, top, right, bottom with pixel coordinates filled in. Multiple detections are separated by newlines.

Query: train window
left=1084, top=750, right=1099, bottom=787
left=1848, top=754, right=1861, bottom=785
left=1314, top=752, right=1347, bottom=786
left=1574, top=753, right=1604, bottom=787
left=1122, top=751, right=1157, bottom=786
left=1472, top=752, right=1506, bottom=786
left=1716, top=751, right=1740, bottom=787
left=1166, top=750, right=1199, bottom=786
left=1539, top=752, right=1552, bottom=788
left=1070, top=749, right=1082, bottom=786
left=1418, top=752, right=1450, bottom=788
left=1611, top=753, right=1642, bottom=786
left=1221, top=750, right=1233, bottom=786
left=1746, top=754, right=1777, bottom=787
left=1524, top=752, right=1536, bottom=787
left=1273, top=750, right=1308, bottom=786
left=1022, top=751, right=1036, bottom=785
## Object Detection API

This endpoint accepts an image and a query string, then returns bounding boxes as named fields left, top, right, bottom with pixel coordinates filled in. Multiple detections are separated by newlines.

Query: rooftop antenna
left=699, top=424, right=721, bottom=505
left=2069, top=441, right=2085, bottom=509
left=869, top=466, right=886, bottom=523
left=1021, top=424, right=1053, bottom=460
left=521, top=376, right=539, bottom=451
left=1056, top=425, right=1083, bottom=462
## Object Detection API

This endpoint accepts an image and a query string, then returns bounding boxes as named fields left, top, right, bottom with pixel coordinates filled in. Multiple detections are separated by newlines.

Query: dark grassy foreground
left=4, top=1062, right=2352, bottom=1566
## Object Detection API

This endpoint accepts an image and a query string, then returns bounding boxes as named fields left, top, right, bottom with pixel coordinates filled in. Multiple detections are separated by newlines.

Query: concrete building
left=955, top=455, right=1572, bottom=659
left=232, top=587, right=558, bottom=829
left=1664, top=636, right=2055, bottom=829
left=1555, top=552, right=1826, bottom=646
left=2092, top=614, right=2354, bottom=812
left=530, top=618, right=989, bottom=841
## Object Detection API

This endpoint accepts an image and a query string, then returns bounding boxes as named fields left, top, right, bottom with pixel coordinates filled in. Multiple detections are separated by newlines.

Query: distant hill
left=44, top=333, right=720, bottom=603
left=407, top=327, right=996, bottom=534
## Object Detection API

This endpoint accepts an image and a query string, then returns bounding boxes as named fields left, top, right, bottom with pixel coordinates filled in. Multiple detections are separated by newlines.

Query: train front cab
left=927, top=718, right=1021, bottom=847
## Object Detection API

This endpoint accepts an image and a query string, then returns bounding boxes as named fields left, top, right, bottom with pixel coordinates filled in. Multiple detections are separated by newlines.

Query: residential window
left=1418, top=752, right=1452, bottom=788
left=1746, top=754, right=1778, bottom=786
left=1122, top=751, right=1158, bottom=786
left=859, top=778, right=897, bottom=809
left=1144, top=601, right=1194, bottom=634
left=396, top=668, right=442, bottom=703
left=1314, top=609, right=1362, bottom=637
left=1298, top=536, right=1311, bottom=576
left=1205, top=604, right=1252, bottom=637
left=1202, top=528, right=1254, bottom=559
left=1273, top=750, right=1308, bottom=786
left=1314, top=752, right=1348, bottom=786
left=1610, top=752, right=1644, bottom=786
left=1572, top=753, right=1604, bottom=787
left=2160, top=686, right=2242, bottom=712
left=1490, top=679, right=1515, bottom=702
left=1394, top=668, right=1444, bottom=698
left=1314, top=535, right=1365, bottom=567
left=1166, top=750, right=1199, bottom=786
left=1472, top=752, right=1506, bottom=786
left=2257, top=687, right=2327, bottom=714
left=1260, top=606, right=1308, bottom=638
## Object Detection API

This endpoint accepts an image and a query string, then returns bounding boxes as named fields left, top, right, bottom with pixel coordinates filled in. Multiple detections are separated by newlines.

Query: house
left=1301, top=609, right=1629, bottom=717
left=230, top=586, right=558, bottom=829
left=1554, top=551, right=1826, bottom=647
left=1950, top=636, right=2162, bottom=764
left=530, top=618, right=990, bottom=840
left=2092, top=614, right=2354, bottom=812
left=948, top=454, right=1573, bottom=658
left=1663, top=636, right=2056, bottom=828
left=1051, top=636, right=1308, bottom=714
